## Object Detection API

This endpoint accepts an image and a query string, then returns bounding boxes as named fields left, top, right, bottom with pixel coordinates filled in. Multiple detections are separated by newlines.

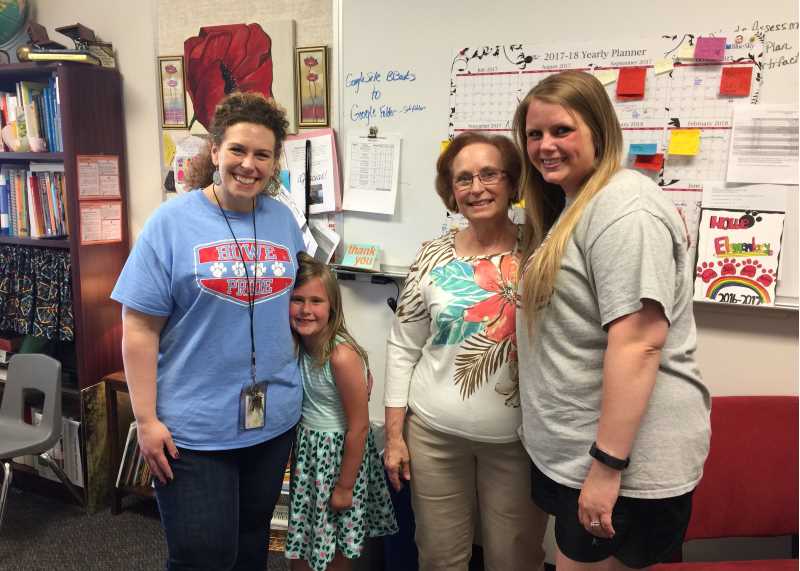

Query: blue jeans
left=154, top=427, right=295, bottom=570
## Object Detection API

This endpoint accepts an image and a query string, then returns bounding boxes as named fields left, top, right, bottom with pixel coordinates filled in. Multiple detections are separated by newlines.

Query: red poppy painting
left=184, top=23, right=275, bottom=131
left=295, top=46, right=329, bottom=127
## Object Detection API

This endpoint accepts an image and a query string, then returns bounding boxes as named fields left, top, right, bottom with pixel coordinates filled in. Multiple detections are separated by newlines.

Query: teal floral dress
left=284, top=347, right=398, bottom=570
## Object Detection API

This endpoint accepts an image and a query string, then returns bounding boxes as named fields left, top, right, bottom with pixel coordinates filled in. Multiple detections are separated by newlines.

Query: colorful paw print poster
left=694, top=209, right=785, bottom=306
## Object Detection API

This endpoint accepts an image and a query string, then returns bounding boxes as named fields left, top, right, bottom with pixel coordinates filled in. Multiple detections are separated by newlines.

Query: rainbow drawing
left=704, top=276, right=771, bottom=304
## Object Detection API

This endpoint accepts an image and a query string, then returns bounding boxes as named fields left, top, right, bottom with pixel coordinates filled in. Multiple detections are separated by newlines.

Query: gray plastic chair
left=0, top=353, right=62, bottom=531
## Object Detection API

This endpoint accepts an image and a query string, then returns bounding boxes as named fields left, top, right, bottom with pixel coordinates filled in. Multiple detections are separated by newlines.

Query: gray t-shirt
left=518, top=169, right=710, bottom=499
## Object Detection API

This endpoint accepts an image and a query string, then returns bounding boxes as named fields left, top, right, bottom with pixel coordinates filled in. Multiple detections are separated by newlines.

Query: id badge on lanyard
left=212, top=190, right=268, bottom=432
left=239, top=380, right=267, bottom=431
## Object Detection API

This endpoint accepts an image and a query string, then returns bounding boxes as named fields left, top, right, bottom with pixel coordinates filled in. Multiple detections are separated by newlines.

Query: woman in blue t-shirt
left=112, top=92, right=305, bottom=570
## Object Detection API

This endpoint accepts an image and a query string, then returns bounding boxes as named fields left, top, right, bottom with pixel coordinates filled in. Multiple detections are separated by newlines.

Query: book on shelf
left=116, top=421, right=154, bottom=491
left=0, top=78, right=61, bottom=154
left=115, top=421, right=137, bottom=488
left=0, top=164, right=68, bottom=238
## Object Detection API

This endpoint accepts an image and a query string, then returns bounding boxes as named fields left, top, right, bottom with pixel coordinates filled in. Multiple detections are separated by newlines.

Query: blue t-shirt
left=111, top=190, right=305, bottom=450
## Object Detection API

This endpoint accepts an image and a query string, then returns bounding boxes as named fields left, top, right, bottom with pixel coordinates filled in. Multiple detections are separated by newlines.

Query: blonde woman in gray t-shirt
left=512, top=70, right=711, bottom=570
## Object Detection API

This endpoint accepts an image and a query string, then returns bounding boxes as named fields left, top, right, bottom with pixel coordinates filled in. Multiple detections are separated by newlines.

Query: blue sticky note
left=629, top=143, right=658, bottom=155
left=279, top=169, right=291, bottom=190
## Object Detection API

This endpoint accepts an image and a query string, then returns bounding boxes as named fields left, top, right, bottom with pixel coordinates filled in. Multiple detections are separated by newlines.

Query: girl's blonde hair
left=511, top=70, right=623, bottom=326
left=293, top=252, right=370, bottom=370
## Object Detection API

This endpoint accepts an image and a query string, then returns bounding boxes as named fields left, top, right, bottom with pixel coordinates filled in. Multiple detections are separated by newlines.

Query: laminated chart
left=450, top=31, right=763, bottom=165
left=449, top=30, right=771, bottom=258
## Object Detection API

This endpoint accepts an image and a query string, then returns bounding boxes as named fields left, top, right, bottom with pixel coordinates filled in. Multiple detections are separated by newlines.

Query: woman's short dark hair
left=434, top=131, right=522, bottom=213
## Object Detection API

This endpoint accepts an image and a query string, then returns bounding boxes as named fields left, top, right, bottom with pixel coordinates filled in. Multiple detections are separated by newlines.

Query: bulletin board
left=335, top=0, right=798, bottom=306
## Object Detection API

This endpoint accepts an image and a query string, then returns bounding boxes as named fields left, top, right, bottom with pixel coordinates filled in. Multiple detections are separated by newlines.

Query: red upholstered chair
left=652, top=395, right=798, bottom=570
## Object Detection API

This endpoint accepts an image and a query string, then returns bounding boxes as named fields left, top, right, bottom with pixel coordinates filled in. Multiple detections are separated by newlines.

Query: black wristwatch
left=589, top=442, right=630, bottom=470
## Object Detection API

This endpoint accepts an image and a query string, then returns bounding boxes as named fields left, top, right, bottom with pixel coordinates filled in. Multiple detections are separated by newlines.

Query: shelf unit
left=0, top=62, right=129, bottom=504
left=105, top=372, right=153, bottom=514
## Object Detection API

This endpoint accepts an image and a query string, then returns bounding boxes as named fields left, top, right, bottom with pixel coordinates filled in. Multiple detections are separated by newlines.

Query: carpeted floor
left=0, top=486, right=289, bottom=571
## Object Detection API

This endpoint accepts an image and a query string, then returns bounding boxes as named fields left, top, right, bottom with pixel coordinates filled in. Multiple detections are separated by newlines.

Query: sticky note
left=629, top=143, right=658, bottom=155
left=654, top=59, right=674, bottom=75
left=677, top=43, right=695, bottom=60
left=633, top=154, right=664, bottom=171
left=719, top=66, right=753, bottom=96
left=440, top=139, right=451, bottom=155
left=695, top=37, right=726, bottom=61
left=162, top=132, right=176, bottom=165
left=668, top=129, right=701, bottom=156
left=594, top=69, right=617, bottom=86
left=616, top=67, right=647, bottom=98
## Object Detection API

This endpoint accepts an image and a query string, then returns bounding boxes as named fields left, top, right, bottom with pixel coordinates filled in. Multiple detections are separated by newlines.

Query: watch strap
left=589, top=441, right=630, bottom=470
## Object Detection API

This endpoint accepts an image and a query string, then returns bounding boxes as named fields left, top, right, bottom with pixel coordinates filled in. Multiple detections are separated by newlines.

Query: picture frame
left=158, top=55, right=188, bottom=129
left=295, top=46, right=329, bottom=127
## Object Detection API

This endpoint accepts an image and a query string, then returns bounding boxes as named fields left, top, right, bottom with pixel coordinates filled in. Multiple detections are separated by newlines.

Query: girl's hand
left=384, top=436, right=411, bottom=492
left=137, top=419, right=179, bottom=485
left=578, top=461, right=622, bottom=539
left=330, top=484, right=354, bottom=511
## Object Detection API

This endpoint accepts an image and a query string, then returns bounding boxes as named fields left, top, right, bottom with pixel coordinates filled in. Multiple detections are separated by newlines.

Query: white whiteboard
left=335, top=0, right=799, bottom=304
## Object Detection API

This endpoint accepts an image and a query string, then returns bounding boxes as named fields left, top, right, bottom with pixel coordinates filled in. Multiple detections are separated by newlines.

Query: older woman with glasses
left=383, top=131, right=548, bottom=570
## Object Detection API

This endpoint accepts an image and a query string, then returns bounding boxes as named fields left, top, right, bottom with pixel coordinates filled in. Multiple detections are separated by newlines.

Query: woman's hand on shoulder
left=137, top=418, right=179, bottom=485
left=329, top=483, right=354, bottom=512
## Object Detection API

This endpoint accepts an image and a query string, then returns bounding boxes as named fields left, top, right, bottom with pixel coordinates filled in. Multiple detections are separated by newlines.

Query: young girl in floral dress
left=285, top=253, right=397, bottom=571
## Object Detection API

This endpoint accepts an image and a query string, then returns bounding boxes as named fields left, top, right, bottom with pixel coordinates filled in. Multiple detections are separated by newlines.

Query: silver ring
left=589, top=520, right=601, bottom=527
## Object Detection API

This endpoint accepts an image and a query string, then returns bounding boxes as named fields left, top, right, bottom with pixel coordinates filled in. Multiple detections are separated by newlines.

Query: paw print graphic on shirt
left=272, top=262, right=286, bottom=277
left=251, top=262, right=267, bottom=277
left=231, top=261, right=246, bottom=277
left=210, top=262, right=226, bottom=278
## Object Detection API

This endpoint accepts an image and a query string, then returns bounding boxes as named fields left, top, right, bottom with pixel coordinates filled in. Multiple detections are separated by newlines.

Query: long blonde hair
left=293, top=252, right=370, bottom=370
left=512, top=71, right=624, bottom=326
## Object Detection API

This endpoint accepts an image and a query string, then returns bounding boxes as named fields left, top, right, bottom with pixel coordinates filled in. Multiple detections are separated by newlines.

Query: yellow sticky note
left=440, top=139, right=451, bottom=155
left=677, top=43, right=695, bottom=60
left=162, top=132, right=176, bottom=165
left=654, top=59, right=674, bottom=75
left=668, top=129, right=701, bottom=155
left=594, top=69, right=617, bottom=86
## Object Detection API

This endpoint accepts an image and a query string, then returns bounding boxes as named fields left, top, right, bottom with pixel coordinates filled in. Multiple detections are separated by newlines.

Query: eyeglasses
left=453, top=168, right=507, bottom=191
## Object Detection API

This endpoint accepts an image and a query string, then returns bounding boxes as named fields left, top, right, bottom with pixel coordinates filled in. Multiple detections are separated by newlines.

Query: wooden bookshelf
left=105, top=372, right=146, bottom=514
left=0, top=235, right=70, bottom=248
left=0, top=62, right=130, bottom=506
left=0, top=152, right=64, bottom=161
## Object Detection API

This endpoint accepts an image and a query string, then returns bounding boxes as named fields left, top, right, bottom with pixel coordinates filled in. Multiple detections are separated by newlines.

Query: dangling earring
left=265, top=173, right=281, bottom=197
left=212, top=168, right=222, bottom=186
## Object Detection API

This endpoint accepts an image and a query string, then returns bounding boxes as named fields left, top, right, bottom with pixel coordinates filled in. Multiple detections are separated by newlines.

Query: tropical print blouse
left=384, top=231, right=523, bottom=443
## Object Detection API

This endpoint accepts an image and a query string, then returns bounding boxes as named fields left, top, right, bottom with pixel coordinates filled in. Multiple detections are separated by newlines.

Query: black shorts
left=530, top=461, right=692, bottom=569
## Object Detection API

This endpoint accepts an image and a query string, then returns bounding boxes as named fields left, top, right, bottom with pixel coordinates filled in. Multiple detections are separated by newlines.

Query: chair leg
left=0, top=461, right=12, bottom=533
left=37, top=452, right=84, bottom=506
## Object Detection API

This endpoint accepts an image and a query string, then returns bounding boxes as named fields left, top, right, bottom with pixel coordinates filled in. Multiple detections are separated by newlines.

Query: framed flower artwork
left=295, top=46, right=329, bottom=127
left=158, top=56, right=188, bottom=129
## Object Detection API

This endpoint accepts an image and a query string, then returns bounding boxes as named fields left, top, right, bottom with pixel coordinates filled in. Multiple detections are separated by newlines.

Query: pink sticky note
left=695, top=37, right=726, bottom=61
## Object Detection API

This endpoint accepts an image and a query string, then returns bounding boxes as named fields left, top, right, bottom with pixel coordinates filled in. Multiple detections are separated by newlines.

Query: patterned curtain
left=0, top=246, right=74, bottom=341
